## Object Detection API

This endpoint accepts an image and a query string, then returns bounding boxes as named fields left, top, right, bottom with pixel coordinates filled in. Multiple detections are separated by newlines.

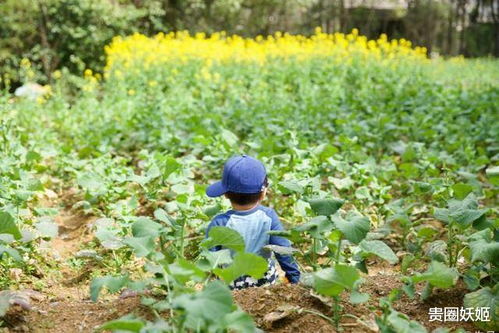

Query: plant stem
left=162, top=267, right=174, bottom=318
left=448, top=223, right=454, bottom=267
left=333, top=296, right=341, bottom=330
left=178, top=220, right=185, bottom=258
left=332, top=236, right=342, bottom=330
left=301, top=308, right=335, bottom=325
left=342, top=314, right=375, bottom=330
left=312, top=237, right=317, bottom=269
left=335, top=237, right=342, bottom=265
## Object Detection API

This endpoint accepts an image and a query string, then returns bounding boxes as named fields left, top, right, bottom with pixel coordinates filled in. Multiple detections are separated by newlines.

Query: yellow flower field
left=104, top=28, right=427, bottom=75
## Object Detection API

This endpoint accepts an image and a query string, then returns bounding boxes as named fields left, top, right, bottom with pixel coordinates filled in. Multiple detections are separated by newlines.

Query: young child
left=205, top=154, right=300, bottom=289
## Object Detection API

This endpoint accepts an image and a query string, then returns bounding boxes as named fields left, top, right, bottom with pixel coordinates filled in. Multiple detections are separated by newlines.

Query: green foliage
left=411, top=261, right=459, bottom=289
left=309, top=198, right=344, bottom=216
left=463, top=285, right=499, bottom=331
left=98, top=316, right=146, bottom=332
left=202, top=226, right=246, bottom=252
left=468, top=229, right=499, bottom=263
left=90, top=275, right=130, bottom=302
left=0, top=211, right=21, bottom=240
left=314, top=264, right=359, bottom=297
left=214, top=252, right=268, bottom=283
left=333, top=212, right=370, bottom=245
left=0, top=0, right=164, bottom=87
left=172, top=281, right=256, bottom=332
left=358, top=240, right=398, bottom=265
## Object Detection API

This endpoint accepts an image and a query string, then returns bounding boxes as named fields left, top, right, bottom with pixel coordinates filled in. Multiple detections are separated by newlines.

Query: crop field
left=0, top=30, right=498, bottom=332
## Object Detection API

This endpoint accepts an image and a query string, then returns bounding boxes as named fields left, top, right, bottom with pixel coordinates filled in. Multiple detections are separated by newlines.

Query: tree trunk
left=447, top=0, right=454, bottom=55
left=37, top=1, right=53, bottom=79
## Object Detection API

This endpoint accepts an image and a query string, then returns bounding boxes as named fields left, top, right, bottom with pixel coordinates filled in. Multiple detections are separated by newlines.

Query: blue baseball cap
left=206, top=155, right=267, bottom=197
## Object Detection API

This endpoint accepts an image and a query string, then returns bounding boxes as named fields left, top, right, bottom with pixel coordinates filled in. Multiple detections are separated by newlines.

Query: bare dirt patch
left=2, top=195, right=145, bottom=332
left=233, top=274, right=480, bottom=333
left=233, top=283, right=378, bottom=333
left=234, top=283, right=337, bottom=332
left=50, top=211, right=96, bottom=260
left=393, top=281, right=478, bottom=332
left=5, top=294, right=145, bottom=333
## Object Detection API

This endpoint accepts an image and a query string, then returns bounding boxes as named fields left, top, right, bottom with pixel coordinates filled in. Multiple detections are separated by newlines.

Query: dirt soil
left=233, top=271, right=480, bottom=333
left=233, top=283, right=373, bottom=333
left=3, top=193, right=148, bottom=333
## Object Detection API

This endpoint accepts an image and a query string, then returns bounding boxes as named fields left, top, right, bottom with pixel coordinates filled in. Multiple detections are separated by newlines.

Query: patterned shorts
left=229, top=259, right=278, bottom=290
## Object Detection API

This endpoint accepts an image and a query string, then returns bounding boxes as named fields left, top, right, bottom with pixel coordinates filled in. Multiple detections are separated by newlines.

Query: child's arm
left=267, top=209, right=301, bottom=283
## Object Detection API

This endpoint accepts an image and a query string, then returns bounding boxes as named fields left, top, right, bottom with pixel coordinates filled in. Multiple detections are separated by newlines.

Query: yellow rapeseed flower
left=53, top=70, right=62, bottom=79
left=103, top=28, right=427, bottom=79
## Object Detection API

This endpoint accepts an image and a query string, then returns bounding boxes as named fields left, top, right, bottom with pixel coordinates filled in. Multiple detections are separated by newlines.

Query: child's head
left=206, top=155, right=268, bottom=207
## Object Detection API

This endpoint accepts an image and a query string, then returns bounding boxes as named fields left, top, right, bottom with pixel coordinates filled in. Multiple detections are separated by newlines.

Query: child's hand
left=280, top=276, right=290, bottom=284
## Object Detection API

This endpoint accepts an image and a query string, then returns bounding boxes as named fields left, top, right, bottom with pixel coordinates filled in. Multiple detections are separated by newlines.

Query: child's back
left=205, top=155, right=300, bottom=289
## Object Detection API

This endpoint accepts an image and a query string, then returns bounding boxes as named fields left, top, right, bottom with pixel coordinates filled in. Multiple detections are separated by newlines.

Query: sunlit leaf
left=314, top=264, right=359, bottom=297
left=201, top=226, right=245, bottom=252
left=214, top=252, right=268, bottom=283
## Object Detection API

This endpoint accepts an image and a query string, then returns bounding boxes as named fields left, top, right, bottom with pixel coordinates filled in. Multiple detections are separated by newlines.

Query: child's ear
left=261, top=187, right=267, bottom=199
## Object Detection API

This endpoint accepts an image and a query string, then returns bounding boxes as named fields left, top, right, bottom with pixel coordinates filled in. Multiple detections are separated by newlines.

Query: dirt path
left=4, top=193, right=146, bottom=333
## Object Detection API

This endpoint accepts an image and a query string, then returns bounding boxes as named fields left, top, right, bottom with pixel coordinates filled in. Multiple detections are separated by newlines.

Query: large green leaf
left=295, top=215, right=332, bottom=238
left=168, top=258, right=206, bottom=284
left=278, top=180, right=304, bottom=194
left=333, top=212, right=370, bottom=244
left=172, top=281, right=253, bottom=331
left=411, top=261, right=458, bottom=289
left=153, top=208, right=175, bottom=226
left=433, top=208, right=450, bottom=224
left=131, top=217, right=162, bottom=238
left=451, top=183, right=473, bottom=200
left=424, top=240, right=448, bottom=263
left=447, top=193, right=487, bottom=227
left=201, top=226, right=245, bottom=252
left=123, top=236, right=156, bottom=257
left=463, top=286, right=499, bottom=331
left=90, top=275, right=129, bottom=302
left=35, top=217, right=58, bottom=238
left=387, top=310, right=427, bottom=333
left=214, top=252, right=268, bottom=283
left=0, top=246, right=22, bottom=261
left=314, top=264, right=360, bottom=297
left=468, top=229, right=499, bottom=264
left=308, top=198, right=344, bottom=216
left=359, top=240, right=398, bottom=264
left=98, top=317, right=145, bottom=332
left=220, top=129, right=238, bottom=147
left=434, top=193, right=487, bottom=228
left=223, top=309, right=257, bottom=333
left=450, top=208, right=487, bottom=227
left=77, top=172, right=104, bottom=192
left=0, top=211, right=21, bottom=240
left=95, top=229, right=123, bottom=250
left=200, top=249, right=233, bottom=270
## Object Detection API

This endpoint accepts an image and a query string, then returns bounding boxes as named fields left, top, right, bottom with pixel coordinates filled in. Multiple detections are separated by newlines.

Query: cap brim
left=206, top=181, right=227, bottom=197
